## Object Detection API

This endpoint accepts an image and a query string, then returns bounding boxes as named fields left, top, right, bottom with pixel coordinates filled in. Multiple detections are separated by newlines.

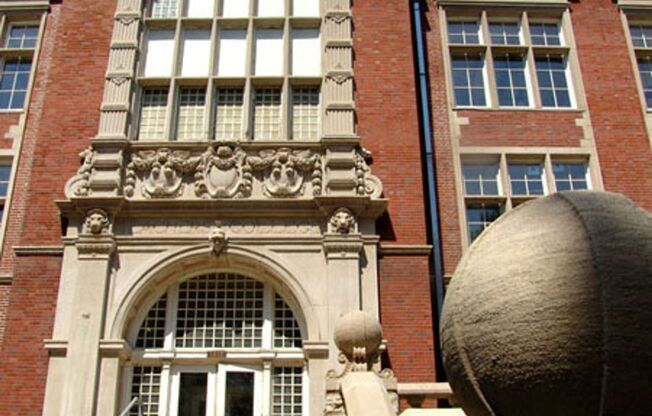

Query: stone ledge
left=0, top=274, right=12, bottom=285
left=397, top=382, right=455, bottom=399
left=14, top=246, right=65, bottom=256
left=0, top=1, right=49, bottom=11
left=438, top=0, right=567, bottom=7
left=400, top=410, right=466, bottom=416
left=380, top=244, right=432, bottom=256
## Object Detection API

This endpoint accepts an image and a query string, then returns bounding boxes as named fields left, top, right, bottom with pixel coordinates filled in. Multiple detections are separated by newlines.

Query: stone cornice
left=618, top=0, right=652, bottom=11
left=0, top=274, right=12, bottom=285
left=380, top=244, right=433, bottom=256
left=44, top=339, right=68, bottom=357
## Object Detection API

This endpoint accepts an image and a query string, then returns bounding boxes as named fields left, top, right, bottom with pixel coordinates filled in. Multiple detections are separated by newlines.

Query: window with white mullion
left=529, top=22, right=562, bottom=46
left=447, top=20, right=482, bottom=45
left=535, top=54, right=571, bottom=108
left=176, top=87, right=206, bottom=140
left=262, top=285, right=274, bottom=350
left=215, top=87, right=245, bottom=139
left=462, top=163, right=500, bottom=196
left=630, top=24, right=652, bottom=49
left=507, top=163, right=545, bottom=196
left=552, top=162, right=589, bottom=191
left=291, top=86, right=320, bottom=140
left=636, top=56, right=652, bottom=109
left=130, top=366, right=163, bottom=416
left=138, top=87, right=170, bottom=140
left=151, top=0, right=180, bottom=18
left=272, top=367, right=303, bottom=416
left=466, top=203, right=502, bottom=243
left=489, top=22, right=521, bottom=45
left=254, top=87, right=282, bottom=140
left=494, top=53, right=529, bottom=107
left=6, top=24, right=39, bottom=49
left=451, top=53, right=487, bottom=107
left=0, top=57, right=31, bottom=110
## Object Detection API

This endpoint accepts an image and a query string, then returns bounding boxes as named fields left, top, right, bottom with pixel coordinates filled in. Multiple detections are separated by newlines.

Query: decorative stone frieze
left=355, top=151, right=383, bottom=198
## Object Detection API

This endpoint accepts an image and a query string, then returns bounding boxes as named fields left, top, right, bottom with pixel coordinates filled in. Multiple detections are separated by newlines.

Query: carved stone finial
left=334, top=311, right=383, bottom=372
left=209, top=222, right=228, bottom=257
left=329, top=208, right=357, bottom=234
left=83, top=209, right=111, bottom=235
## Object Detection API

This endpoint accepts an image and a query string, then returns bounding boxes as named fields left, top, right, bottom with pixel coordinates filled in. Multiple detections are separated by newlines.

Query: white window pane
left=292, top=87, right=319, bottom=140
left=177, top=88, right=206, bottom=140
left=186, top=0, right=214, bottom=17
left=139, top=88, right=169, bottom=140
left=291, top=29, right=320, bottom=76
left=255, top=30, right=284, bottom=76
left=254, top=88, right=282, bottom=140
left=144, top=31, right=175, bottom=77
left=151, top=0, right=178, bottom=18
left=293, top=0, right=319, bottom=16
left=218, top=30, right=247, bottom=76
left=258, top=0, right=284, bottom=16
left=181, top=30, right=211, bottom=76
left=215, top=88, right=244, bottom=139
left=222, top=0, right=249, bottom=17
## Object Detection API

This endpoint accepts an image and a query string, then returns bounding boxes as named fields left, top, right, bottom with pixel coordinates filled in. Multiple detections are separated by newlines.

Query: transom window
left=489, top=22, right=521, bottom=45
left=135, top=0, right=322, bottom=141
left=6, top=25, right=39, bottom=49
left=445, top=11, right=575, bottom=109
left=128, top=272, right=305, bottom=416
left=630, top=24, right=652, bottom=49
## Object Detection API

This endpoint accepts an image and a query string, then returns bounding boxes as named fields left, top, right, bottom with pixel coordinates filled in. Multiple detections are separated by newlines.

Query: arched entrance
left=123, top=271, right=307, bottom=416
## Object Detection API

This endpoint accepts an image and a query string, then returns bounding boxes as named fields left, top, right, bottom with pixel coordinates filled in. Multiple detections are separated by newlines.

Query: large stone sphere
left=441, top=191, right=652, bottom=416
left=334, top=310, right=383, bottom=360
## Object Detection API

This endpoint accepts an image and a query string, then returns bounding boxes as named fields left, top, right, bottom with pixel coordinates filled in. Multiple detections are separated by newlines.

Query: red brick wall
left=571, top=0, right=652, bottom=210
left=458, top=110, right=584, bottom=147
left=0, top=284, right=9, bottom=349
left=0, top=0, right=115, bottom=413
left=424, top=4, right=464, bottom=277
left=0, top=256, right=61, bottom=416
left=354, top=0, right=438, bottom=384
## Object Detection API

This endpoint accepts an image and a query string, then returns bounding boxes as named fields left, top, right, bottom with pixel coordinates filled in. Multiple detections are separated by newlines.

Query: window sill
left=453, top=106, right=582, bottom=113
left=0, top=109, right=25, bottom=114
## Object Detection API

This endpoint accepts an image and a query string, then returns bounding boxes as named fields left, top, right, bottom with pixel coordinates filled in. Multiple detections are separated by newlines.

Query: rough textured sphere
left=334, top=310, right=383, bottom=360
left=441, top=191, right=652, bottom=416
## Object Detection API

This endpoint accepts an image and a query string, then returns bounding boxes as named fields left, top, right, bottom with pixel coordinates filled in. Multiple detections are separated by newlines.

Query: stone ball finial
left=440, top=191, right=652, bottom=416
left=334, top=310, right=383, bottom=364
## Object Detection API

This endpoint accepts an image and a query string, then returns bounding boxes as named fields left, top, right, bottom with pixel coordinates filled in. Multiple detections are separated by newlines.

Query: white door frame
left=169, top=365, right=218, bottom=416
left=216, top=364, right=262, bottom=416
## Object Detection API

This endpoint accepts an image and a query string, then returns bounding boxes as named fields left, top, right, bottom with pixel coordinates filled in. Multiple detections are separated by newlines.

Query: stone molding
left=13, top=246, right=65, bottom=256
left=379, top=244, right=433, bottom=256
left=323, top=234, right=364, bottom=259
left=0, top=274, right=12, bottom=285
left=0, top=1, right=49, bottom=11
left=44, top=340, right=68, bottom=357
left=99, top=339, right=132, bottom=361
left=65, top=143, right=383, bottom=206
left=437, top=0, right=568, bottom=7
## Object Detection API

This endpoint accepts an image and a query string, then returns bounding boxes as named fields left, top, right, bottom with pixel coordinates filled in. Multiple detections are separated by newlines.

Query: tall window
left=445, top=12, right=575, bottom=109
left=629, top=24, right=652, bottom=109
left=128, top=272, right=306, bottom=416
left=136, top=0, right=322, bottom=141
left=0, top=164, right=11, bottom=219
left=0, top=23, right=39, bottom=110
left=494, top=55, right=529, bottom=107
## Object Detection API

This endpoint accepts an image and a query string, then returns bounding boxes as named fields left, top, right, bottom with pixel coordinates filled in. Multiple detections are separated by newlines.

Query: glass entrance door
left=169, top=365, right=261, bottom=416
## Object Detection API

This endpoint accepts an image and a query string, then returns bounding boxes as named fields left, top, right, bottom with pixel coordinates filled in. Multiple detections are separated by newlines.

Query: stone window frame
left=440, top=2, right=586, bottom=112
left=457, top=150, right=598, bottom=246
left=121, top=270, right=309, bottom=416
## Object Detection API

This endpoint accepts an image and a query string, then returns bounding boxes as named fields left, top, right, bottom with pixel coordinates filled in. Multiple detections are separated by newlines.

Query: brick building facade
left=0, top=0, right=648, bottom=415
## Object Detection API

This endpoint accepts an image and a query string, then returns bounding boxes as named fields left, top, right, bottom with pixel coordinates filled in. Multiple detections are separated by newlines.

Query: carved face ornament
left=84, top=209, right=110, bottom=235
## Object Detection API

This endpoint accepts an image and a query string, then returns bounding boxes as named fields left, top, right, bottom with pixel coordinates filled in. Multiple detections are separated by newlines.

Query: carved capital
left=76, top=236, right=116, bottom=258
left=323, top=234, right=363, bottom=260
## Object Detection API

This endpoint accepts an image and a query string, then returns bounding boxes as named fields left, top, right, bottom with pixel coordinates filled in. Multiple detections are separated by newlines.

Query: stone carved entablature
left=64, top=143, right=383, bottom=205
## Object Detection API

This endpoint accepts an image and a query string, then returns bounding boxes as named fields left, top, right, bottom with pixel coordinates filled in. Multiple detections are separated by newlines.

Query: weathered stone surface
left=440, top=191, right=652, bottom=416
